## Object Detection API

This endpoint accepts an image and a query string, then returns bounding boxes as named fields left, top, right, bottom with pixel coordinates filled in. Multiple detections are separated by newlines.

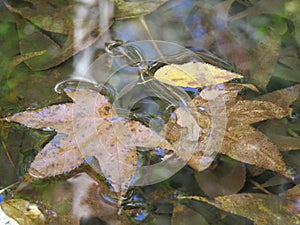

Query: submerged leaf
left=171, top=204, right=209, bottom=225
left=195, top=156, right=246, bottom=197
left=256, top=84, right=300, bottom=108
left=114, top=0, right=168, bottom=19
left=222, top=126, right=290, bottom=178
left=154, top=62, right=243, bottom=88
left=259, top=119, right=300, bottom=151
left=249, top=31, right=281, bottom=90
left=1, top=199, right=45, bottom=225
left=2, top=88, right=172, bottom=194
left=5, top=0, right=111, bottom=70
left=178, top=187, right=300, bottom=225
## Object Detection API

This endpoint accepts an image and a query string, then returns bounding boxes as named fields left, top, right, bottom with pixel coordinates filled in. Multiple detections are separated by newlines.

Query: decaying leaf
left=178, top=184, right=300, bottom=225
left=5, top=0, right=111, bottom=70
left=220, top=85, right=297, bottom=178
left=2, top=88, right=173, bottom=194
left=161, top=86, right=222, bottom=172
left=1, top=199, right=45, bottom=225
left=259, top=119, right=300, bottom=151
left=221, top=125, right=290, bottom=178
left=249, top=31, right=281, bottom=90
left=164, top=83, right=295, bottom=178
left=194, top=156, right=246, bottom=197
left=114, top=0, right=168, bottom=19
left=154, top=61, right=243, bottom=88
left=171, top=204, right=209, bottom=225
left=256, top=84, right=300, bottom=108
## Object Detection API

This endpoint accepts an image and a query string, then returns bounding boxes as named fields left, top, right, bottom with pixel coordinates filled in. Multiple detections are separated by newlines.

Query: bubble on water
left=105, top=40, right=124, bottom=55
left=42, top=127, right=54, bottom=132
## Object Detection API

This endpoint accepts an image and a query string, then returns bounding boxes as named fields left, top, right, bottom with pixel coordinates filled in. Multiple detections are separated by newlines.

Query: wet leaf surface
left=154, top=61, right=243, bottom=88
left=179, top=184, right=300, bottom=225
left=1, top=199, right=45, bottom=225
left=2, top=88, right=173, bottom=194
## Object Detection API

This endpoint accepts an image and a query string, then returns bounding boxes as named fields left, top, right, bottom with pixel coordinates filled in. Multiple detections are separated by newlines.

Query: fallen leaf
left=2, top=88, right=172, bottom=194
left=154, top=61, right=243, bottom=88
left=221, top=125, right=290, bottom=178
left=178, top=187, right=300, bottom=225
left=194, top=155, right=246, bottom=197
left=1, top=199, right=45, bottom=225
left=227, top=100, right=290, bottom=126
left=249, top=31, right=281, bottom=90
left=161, top=85, right=227, bottom=172
left=5, top=0, right=111, bottom=70
left=171, top=204, right=209, bottom=225
left=256, top=84, right=300, bottom=109
left=114, top=0, right=168, bottom=19
left=259, top=119, right=300, bottom=151
left=166, top=83, right=294, bottom=177
left=211, top=0, right=251, bottom=72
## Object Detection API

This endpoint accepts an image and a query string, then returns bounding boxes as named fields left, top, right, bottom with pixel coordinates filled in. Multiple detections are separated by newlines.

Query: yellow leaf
left=154, top=62, right=243, bottom=88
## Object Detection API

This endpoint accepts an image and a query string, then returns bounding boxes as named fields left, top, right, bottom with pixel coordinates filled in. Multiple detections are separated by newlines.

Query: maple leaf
left=163, top=84, right=297, bottom=178
left=2, top=88, right=173, bottom=193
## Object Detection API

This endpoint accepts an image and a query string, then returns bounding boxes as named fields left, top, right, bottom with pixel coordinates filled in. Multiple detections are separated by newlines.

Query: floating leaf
left=176, top=84, right=293, bottom=177
left=178, top=186, right=300, bottom=225
left=154, top=62, right=243, bottom=88
left=161, top=85, right=228, bottom=172
left=1, top=199, right=45, bottom=225
left=2, top=88, right=172, bottom=194
left=195, top=156, right=246, bottom=197
left=171, top=204, right=209, bottom=225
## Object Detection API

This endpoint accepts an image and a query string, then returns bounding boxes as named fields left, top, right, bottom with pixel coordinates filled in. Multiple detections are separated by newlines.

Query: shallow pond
left=0, top=0, right=300, bottom=224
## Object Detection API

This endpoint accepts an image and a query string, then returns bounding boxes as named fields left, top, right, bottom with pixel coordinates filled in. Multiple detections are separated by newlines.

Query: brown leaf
left=178, top=190, right=300, bottom=225
left=228, top=100, right=290, bottom=126
left=281, top=184, right=300, bottom=216
left=256, top=84, right=300, bottom=109
left=171, top=205, right=209, bottom=225
left=195, top=156, right=246, bottom=197
left=222, top=126, right=291, bottom=178
left=2, top=88, right=172, bottom=194
left=168, top=84, right=293, bottom=177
